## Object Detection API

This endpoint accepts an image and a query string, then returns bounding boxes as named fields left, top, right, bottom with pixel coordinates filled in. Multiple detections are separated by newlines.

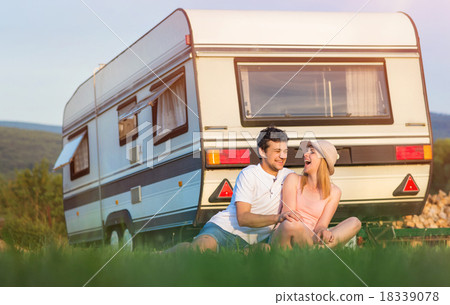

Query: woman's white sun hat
left=299, top=140, right=339, bottom=175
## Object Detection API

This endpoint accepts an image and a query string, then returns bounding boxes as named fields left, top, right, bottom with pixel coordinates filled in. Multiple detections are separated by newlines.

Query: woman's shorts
left=194, top=222, right=249, bottom=251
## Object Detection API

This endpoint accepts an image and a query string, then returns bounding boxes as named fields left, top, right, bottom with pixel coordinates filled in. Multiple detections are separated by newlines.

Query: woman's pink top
left=296, top=179, right=329, bottom=231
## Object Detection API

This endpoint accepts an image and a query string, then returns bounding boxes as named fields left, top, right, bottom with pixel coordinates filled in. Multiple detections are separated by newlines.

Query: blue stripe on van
left=133, top=209, right=197, bottom=232
left=63, top=154, right=202, bottom=211
left=68, top=227, right=104, bottom=244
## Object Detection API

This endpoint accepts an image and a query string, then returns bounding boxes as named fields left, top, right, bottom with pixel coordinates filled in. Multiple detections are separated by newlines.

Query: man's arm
left=236, top=201, right=297, bottom=228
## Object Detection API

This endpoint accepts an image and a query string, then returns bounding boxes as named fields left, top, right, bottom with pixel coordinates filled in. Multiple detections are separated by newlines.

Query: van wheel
left=109, top=228, right=122, bottom=249
left=122, top=228, right=134, bottom=251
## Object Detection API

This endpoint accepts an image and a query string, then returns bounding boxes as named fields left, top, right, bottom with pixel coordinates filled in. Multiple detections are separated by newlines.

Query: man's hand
left=277, top=211, right=300, bottom=223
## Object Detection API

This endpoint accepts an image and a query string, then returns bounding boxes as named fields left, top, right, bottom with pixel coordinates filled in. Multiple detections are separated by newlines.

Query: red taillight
left=396, top=146, right=423, bottom=160
left=206, top=149, right=250, bottom=166
left=396, top=145, right=432, bottom=160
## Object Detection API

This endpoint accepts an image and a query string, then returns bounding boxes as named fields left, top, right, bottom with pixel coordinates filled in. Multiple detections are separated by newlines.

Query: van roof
left=185, top=9, right=417, bottom=47
left=63, top=9, right=418, bottom=133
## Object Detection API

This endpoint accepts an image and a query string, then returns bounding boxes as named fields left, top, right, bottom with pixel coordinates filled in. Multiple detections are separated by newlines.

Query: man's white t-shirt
left=208, top=164, right=294, bottom=244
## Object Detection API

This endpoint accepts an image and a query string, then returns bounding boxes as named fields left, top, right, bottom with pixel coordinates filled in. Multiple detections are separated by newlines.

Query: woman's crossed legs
left=271, top=217, right=361, bottom=249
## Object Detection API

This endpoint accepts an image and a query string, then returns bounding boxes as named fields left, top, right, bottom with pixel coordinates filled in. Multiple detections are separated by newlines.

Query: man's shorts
left=194, top=222, right=249, bottom=251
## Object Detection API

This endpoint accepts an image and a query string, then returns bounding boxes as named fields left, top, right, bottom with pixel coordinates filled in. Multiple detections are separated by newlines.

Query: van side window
left=151, top=71, right=188, bottom=145
left=236, top=60, right=393, bottom=126
left=69, top=126, right=90, bottom=180
left=117, top=97, right=138, bottom=146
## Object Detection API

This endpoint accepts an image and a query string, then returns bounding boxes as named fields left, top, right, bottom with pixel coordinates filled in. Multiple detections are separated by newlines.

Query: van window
left=69, top=127, right=90, bottom=180
left=117, top=97, right=138, bottom=146
left=237, top=60, right=392, bottom=126
left=151, top=72, right=188, bottom=145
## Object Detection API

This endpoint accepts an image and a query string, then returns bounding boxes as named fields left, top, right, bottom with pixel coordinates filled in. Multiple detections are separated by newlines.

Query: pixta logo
left=126, top=124, right=321, bottom=167
left=125, top=121, right=172, bottom=168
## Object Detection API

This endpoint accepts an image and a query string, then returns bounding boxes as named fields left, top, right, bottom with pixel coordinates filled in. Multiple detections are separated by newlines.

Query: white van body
left=54, top=9, right=432, bottom=244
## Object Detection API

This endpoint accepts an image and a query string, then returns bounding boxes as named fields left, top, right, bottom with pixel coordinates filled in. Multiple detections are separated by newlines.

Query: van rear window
left=236, top=60, right=392, bottom=126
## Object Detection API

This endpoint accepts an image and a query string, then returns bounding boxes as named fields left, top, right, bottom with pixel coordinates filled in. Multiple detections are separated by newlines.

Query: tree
left=430, top=139, right=450, bottom=193
left=0, top=159, right=66, bottom=249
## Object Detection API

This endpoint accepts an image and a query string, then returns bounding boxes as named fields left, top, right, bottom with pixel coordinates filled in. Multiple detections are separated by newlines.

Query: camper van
left=54, top=9, right=432, bottom=247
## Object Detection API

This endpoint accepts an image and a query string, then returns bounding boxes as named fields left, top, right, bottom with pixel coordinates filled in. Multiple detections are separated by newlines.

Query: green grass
left=0, top=245, right=449, bottom=287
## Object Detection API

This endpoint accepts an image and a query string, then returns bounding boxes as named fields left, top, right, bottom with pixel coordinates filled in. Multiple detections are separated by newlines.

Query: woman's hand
left=315, top=228, right=334, bottom=244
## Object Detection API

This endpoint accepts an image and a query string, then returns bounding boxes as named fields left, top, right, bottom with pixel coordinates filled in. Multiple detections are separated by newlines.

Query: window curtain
left=118, top=102, right=137, bottom=141
left=73, top=136, right=89, bottom=173
left=119, top=117, right=137, bottom=140
left=345, top=67, right=380, bottom=116
left=156, top=79, right=186, bottom=136
left=239, top=67, right=252, bottom=117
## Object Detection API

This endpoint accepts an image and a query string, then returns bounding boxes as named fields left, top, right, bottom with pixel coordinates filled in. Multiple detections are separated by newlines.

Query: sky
left=1, top=0, right=449, bottom=126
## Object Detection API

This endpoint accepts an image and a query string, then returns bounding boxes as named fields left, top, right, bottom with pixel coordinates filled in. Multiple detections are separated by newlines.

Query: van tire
left=122, top=228, right=134, bottom=251
left=107, top=225, right=134, bottom=251
left=109, top=227, right=122, bottom=249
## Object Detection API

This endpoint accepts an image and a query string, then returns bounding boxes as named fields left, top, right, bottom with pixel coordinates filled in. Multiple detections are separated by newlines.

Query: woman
left=271, top=140, right=361, bottom=249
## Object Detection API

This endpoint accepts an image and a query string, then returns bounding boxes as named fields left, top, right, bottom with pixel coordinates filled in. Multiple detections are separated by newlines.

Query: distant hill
left=0, top=127, right=61, bottom=179
left=0, top=113, right=448, bottom=138
left=0, top=111, right=447, bottom=179
left=0, top=121, right=61, bottom=134
left=430, top=112, right=450, bottom=140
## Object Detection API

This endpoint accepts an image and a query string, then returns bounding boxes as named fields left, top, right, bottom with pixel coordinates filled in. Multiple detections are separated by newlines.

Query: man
left=169, top=126, right=297, bottom=252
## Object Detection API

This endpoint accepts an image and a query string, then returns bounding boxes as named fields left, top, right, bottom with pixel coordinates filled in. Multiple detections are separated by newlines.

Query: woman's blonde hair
left=300, top=158, right=331, bottom=199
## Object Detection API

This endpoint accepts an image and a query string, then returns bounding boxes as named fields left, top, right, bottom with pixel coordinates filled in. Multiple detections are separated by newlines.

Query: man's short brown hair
left=256, top=126, right=288, bottom=152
